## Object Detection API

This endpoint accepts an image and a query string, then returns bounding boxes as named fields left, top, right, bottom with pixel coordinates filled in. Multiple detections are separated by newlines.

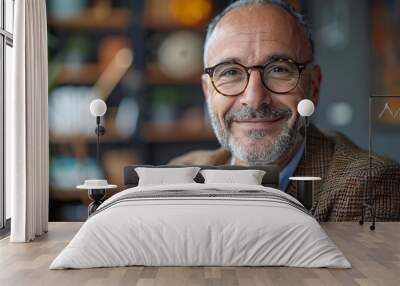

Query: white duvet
left=50, top=183, right=351, bottom=269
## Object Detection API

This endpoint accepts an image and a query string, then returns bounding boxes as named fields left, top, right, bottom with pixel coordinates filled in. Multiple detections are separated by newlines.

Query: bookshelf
left=47, top=0, right=142, bottom=221
left=47, top=0, right=227, bottom=221
left=138, top=0, right=224, bottom=164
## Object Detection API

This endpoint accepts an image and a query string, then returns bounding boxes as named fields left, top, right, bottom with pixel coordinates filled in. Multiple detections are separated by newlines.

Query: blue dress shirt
left=278, top=143, right=305, bottom=192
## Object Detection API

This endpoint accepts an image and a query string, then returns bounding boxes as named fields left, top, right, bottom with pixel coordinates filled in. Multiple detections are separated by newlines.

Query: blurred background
left=47, top=0, right=400, bottom=221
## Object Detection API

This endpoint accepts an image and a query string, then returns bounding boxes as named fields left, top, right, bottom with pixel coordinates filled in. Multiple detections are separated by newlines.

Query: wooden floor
left=0, top=222, right=399, bottom=286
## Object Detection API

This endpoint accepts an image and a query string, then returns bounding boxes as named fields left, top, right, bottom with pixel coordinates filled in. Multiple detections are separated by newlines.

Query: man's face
left=203, top=5, right=321, bottom=165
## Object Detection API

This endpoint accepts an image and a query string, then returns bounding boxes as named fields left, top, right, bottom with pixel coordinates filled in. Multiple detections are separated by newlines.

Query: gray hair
left=204, top=0, right=314, bottom=62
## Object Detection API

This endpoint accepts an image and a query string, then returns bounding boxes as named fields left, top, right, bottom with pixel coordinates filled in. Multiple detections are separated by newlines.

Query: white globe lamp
left=297, top=99, right=315, bottom=117
left=90, top=99, right=107, bottom=117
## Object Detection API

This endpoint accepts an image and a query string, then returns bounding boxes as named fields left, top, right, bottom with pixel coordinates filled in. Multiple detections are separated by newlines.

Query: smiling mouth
left=233, top=116, right=285, bottom=124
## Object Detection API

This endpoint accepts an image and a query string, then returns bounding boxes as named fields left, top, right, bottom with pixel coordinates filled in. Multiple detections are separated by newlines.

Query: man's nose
left=239, top=69, right=272, bottom=109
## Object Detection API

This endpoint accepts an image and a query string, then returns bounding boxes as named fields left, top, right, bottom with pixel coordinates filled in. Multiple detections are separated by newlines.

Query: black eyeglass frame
left=204, top=57, right=313, bottom=96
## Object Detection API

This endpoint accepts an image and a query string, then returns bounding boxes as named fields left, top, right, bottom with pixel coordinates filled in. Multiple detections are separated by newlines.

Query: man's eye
left=272, top=66, right=290, bottom=73
left=221, top=69, right=240, bottom=77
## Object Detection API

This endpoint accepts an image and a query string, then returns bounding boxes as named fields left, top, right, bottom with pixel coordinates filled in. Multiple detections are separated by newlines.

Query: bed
left=50, top=165, right=350, bottom=269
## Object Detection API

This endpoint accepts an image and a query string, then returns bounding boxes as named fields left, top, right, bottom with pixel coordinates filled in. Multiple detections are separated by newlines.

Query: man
left=170, top=0, right=400, bottom=221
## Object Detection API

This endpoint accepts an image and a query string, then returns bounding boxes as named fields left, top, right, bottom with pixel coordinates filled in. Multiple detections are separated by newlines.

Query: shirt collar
left=279, top=142, right=305, bottom=192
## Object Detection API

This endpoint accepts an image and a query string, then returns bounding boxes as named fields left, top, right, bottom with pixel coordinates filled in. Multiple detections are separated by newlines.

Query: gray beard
left=207, top=99, right=302, bottom=165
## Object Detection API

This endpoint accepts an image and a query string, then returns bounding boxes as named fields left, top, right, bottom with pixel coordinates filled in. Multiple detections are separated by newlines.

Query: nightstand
left=289, top=176, right=321, bottom=210
left=77, top=180, right=117, bottom=216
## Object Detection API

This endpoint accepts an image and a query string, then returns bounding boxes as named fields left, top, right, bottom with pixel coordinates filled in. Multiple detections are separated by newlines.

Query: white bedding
left=50, top=183, right=351, bottom=269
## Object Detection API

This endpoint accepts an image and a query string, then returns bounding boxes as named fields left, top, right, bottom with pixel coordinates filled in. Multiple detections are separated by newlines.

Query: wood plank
left=0, top=222, right=399, bottom=286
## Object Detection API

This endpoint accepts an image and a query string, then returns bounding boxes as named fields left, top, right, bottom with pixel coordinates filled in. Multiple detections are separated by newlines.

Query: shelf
left=145, top=63, right=202, bottom=85
left=141, top=121, right=216, bottom=142
left=58, top=62, right=201, bottom=86
left=48, top=9, right=131, bottom=30
left=50, top=133, right=130, bottom=145
left=144, top=18, right=206, bottom=32
left=57, top=63, right=100, bottom=84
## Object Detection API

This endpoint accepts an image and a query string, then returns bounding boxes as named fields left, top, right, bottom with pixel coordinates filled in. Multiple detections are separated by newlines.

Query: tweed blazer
left=169, top=125, right=400, bottom=221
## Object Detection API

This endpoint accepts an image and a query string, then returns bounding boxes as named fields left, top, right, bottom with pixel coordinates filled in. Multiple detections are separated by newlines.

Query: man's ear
left=310, top=64, right=322, bottom=107
left=201, top=74, right=211, bottom=100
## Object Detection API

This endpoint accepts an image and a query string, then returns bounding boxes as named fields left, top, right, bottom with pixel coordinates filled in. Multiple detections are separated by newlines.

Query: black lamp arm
left=304, top=116, right=309, bottom=161
left=95, top=116, right=105, bottom=165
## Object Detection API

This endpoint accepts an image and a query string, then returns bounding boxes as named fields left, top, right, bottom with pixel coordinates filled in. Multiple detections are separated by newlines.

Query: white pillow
left=200, top=169, right=266, bottom=185
left=135, top=167, right=200, bottom=186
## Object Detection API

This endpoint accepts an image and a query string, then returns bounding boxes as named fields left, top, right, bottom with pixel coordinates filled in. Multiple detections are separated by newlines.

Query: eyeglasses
left=204, top=57, right=312, bottom=96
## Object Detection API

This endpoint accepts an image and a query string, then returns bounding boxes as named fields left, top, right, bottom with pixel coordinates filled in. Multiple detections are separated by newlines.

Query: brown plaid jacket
left=169, top=125, right=400, bottom=221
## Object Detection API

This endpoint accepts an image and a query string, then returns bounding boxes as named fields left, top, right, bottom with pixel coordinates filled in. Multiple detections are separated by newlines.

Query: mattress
left=50, top=183, right=351, bottom=269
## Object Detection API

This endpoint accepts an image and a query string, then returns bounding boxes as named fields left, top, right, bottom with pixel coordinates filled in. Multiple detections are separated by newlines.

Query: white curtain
left=7, top=0, right=49, bottom=242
